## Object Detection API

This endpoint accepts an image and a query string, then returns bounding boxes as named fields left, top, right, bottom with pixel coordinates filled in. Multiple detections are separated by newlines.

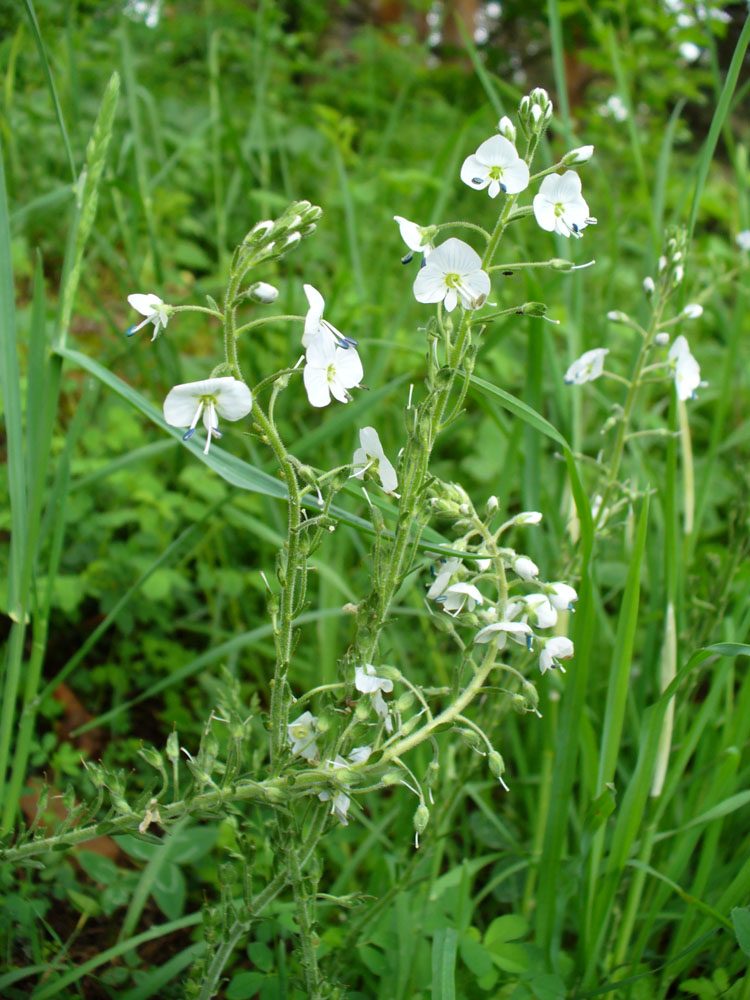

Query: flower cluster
left=393, top=88, right=596, bottom=323
left=425, top=503, right=577, bottom=678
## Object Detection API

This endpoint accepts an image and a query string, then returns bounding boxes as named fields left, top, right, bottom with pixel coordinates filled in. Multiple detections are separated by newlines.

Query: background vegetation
left=1, top=0, right=750, bottom=997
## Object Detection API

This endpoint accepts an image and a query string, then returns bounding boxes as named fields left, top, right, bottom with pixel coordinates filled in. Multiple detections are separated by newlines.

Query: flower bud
left=497, top=115, right=516, bottom=142
left=643, top=276, right=655, bottom=296
left=654, top=332, right=670, bottom=346
left=248, top=281, right=279, bottom=304
left=516, top=511, right=542, bottom=526
left=562, top=144, right=594, bottom=165
left=607, top=310, right=630, bottom=323
left=375, top=664, right=403, bottom=682
left=166, top=730, right=180, bottom=762
left=487, top=495, right=499, bottom=514
left=681, top=303, right=702, bottom=319
left=138, top=745, right=165, bottom=770
left=511, top=554, right=539, bottom=581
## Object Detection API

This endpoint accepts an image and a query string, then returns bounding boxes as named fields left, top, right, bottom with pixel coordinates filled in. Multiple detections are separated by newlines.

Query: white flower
left=427, top=557, right=463, bottom=600
left=303, top=335, right=363, bottom=408
left=352, top=427, right=398, bottom=493
left=302, top=284, right=356, bottom=349
left=288, top=711, right=319, bottom=760
left=681, top=303, right=703, bottom=319
left=393, top=216, right=436, bottom=258
left=441, top=582, right=484, bottom=615
left=318, top=756, right=350, bottom=825
left=522, top=594, right=558, bottom=629
left=539, top=636, right=574, bottom=673
left=511, top=555, right=539, bottom=581
left=348, top=746, right=373, bottom=764
left=737, top=230, right=750, bottom=251
left=534, top=172, right=595, bottom=239
left=564, top=348, right=608, bottom=385
left=355, top=664, right=393, bottom=696
left=563, top=145, right=595, bottom=165
left=127, top=293, right=170, bottom=340
left=547, top=582, right=578, bottom=611
left=605, top=95, right=628, bottom=121
left=355, top=665, right=393, bottom=733
left=668, top=335, right=701, bottom=400
left=475, top=621, right=533, bottom=647
left=460, top=135, right=530, bottom=198
left=163, top=377, right=253, bottom=455
left=413, top=238, right=491, bottom=312
left=124, top=0, right=161, bottom=28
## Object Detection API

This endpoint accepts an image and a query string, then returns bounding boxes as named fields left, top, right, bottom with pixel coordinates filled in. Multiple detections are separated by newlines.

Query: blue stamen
left=472, top=177, right=483, bottom=185
left=569, top=603, right=576, bottom=612
left=571, top=223, right=579, bottom=233
left=401, top=252, right=414, bottom=265
left=500, top=182, right=507, bottom=193
left=338, top=336, right=359, bottom=350
left=183, top=428, right=196, bottom=441
left=126, top=325, right=137, bottom=337
left=525, top=635, right=533, bottom=651
left=420, top=256, right=427, bottom=269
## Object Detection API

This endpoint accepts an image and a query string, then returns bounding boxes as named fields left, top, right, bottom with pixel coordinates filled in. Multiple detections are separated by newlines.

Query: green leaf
left=731, top=906, right=750, bottom=956
left=458, top=933, right=494, bottom=979
left=152, top=864, right=186, bottom=921
left=470, top=375, right=570, bottom=452
left=484, top=914, right=529, bottom=945
left=226, top=971, right=267, bottom=999
left=432, top=927, right=458, bottom=1000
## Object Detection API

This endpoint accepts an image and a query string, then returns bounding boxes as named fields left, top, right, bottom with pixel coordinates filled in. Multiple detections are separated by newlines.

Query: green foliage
left=2, top=0, right=750, bottom=998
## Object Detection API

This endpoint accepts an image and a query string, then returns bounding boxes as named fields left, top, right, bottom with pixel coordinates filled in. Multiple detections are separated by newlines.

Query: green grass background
left=1, top=1, right=750, bottom=997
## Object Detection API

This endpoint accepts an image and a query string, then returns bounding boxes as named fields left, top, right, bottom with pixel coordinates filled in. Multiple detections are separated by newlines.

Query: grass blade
left=21, top=0, right=76, bottom=182
left=431, top=927, right=457, bottom=1000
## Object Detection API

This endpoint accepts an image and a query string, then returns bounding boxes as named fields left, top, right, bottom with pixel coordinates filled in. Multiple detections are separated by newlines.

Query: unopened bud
left=562, top=144, right=594, bottom=165
left=166, top=730, right=180, bottom=762
left=607, top=310, right=630, bottom=324
left=681, top=303, right=702, bottom=319
left=497, top=115, right=516, bottom=142
left=248, top=281, right=279, bottom=304
left=376, top=664, right=402, bottom=682
left=487, top=495, right=499, bottom=514
left=138, top=745, right=164, bottom=770
left=513, top=510, right=542, bottom=525
left=654, top=332, right=670, bottom=346
left=643, top=276, right=655, bottom=296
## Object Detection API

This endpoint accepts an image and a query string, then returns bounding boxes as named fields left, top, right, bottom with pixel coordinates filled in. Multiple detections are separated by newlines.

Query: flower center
left=445, top=272, right=461, bottom=288
left=326, top=363, right=337, bottom=383
left=554, top=201, right=566, bottom=217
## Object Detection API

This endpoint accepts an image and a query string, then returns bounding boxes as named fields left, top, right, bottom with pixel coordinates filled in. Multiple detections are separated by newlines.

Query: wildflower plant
left=3, top=88, right=594, bottom=998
